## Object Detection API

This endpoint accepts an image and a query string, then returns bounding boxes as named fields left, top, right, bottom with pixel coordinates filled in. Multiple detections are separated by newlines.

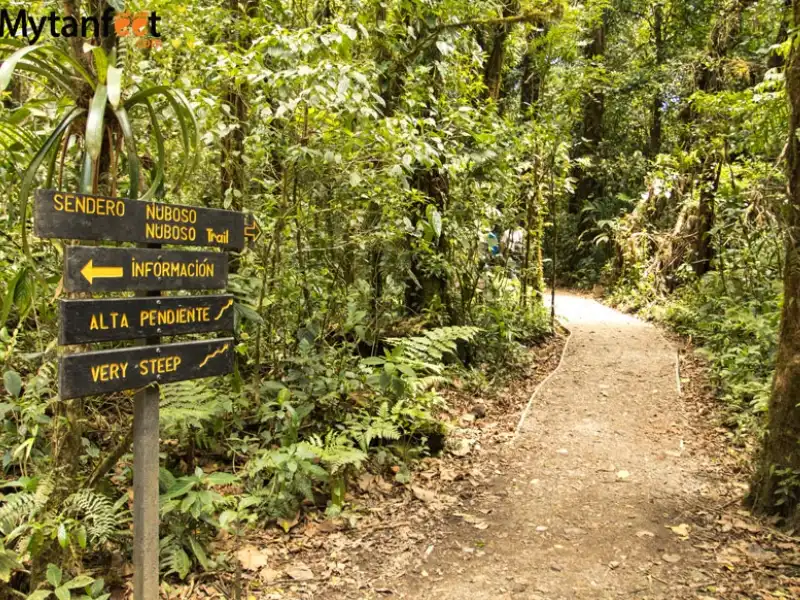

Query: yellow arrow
left=81, top=260, right=123, bottom=284
left=244, top=217, right=262, bottom=244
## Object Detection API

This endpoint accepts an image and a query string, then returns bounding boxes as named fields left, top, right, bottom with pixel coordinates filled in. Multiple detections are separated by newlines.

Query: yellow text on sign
left=139, top=306, right=211, bottom=327
left=138, top=356, right=181, bottom=376
left=90, top=312, right=130, bottom=330
left=91, top=362, right=129, bottom=382
left=130, top=258, right=215, bottom=278
left=53, top=193, right=125, bottom=217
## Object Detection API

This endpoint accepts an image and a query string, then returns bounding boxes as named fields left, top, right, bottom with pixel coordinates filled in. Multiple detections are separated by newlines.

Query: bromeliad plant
left=0, top=37, right=199, bottom=257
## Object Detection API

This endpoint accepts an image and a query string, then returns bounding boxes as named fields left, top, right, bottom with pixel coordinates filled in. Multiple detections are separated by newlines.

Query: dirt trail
left=392, top=293, right=706, bottom=599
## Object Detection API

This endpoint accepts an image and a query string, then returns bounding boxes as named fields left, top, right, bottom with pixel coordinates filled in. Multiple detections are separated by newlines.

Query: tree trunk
left=569, top=15, right=606, bottom=215
left=483, top=0, right=519, bottom=101
left=748, top=0, right=800, bottom=525
left=648, top=3, right=665, bottom=158
left=220, top=0, right=256, bottom=212
left=768, top=0, right=792, bottom=70
left=690, top=0, right=754, bottom=275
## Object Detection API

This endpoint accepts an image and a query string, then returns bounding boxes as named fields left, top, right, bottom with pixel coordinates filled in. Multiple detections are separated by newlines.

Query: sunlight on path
left=397, top=293, right=696, bottom=600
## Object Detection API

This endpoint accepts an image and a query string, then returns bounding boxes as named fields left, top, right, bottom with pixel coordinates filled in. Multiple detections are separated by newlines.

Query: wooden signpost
left=34, top=188, right=257, bottom=600
left=35, top=189, right=262, bottom=249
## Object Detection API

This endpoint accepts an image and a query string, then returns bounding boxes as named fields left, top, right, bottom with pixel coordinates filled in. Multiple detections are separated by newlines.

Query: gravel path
left=396, top=293, right=703, bottom=599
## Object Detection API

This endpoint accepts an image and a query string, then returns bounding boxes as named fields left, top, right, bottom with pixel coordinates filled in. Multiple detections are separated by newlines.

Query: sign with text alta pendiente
left=35, top=189, right=261, bottom=250
left=59, top=295, right=235, bottom=345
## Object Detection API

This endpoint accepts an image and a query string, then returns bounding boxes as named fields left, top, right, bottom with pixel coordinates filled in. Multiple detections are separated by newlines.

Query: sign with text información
left=59, top=295, right=235, bottom=345
left=64, top=246, right=229, bottom=293
left=59, top=338, right=235, bottom=399
left=35, top=189, right=262, bottom=250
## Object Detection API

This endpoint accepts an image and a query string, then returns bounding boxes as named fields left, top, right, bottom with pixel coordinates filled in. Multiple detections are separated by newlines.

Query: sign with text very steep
left=59, top=338, right=234, bottom=399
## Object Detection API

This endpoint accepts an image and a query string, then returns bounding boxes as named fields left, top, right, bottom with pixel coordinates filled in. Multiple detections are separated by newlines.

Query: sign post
left=134, top=286, right=161, bottom=600
left=34, top=189, right=258, bottom=598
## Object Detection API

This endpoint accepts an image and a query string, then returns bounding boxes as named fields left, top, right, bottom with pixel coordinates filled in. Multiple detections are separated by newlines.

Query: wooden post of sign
left=133, top=248, right=161, bottom=600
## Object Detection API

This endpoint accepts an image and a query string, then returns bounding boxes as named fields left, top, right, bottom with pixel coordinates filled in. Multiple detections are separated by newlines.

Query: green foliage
left=29, top=565, right=108, bottom=600
left=159, top=468, right=238, bottom=579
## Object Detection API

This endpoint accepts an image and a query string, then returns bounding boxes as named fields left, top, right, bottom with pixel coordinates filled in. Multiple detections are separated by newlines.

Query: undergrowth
left=609, top=271, right=781, bottom=438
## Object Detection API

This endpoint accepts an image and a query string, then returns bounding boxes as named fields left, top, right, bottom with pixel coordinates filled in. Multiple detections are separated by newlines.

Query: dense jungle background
left=2, top=0, right=800, bottom=597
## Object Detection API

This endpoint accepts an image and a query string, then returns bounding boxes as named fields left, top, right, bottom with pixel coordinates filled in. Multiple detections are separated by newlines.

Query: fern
left=63, top=489, right=125, bottom=544
left=385, top=326, right=481, bottom=373
left=160, top=534, right=191, bottom=580
left=302, top=432, right=367, bottom=475
left=160, top=380, right=232, bottom=436
left=0, top=492, right=35, bottom=535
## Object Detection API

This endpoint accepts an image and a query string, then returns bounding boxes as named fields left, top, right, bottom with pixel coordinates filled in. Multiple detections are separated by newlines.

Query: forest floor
left=181, top=293, right=800, bottom=600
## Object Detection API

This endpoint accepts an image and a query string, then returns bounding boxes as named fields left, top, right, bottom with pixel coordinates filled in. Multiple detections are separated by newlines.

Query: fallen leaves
left=236, top=546, right=270, bottom=571
left=668, top=523, right=691, bottom=538
left=285, top=562, right=315, bottom=581
left=662, top=553, right=681, bottom=564
left=411, top=485, right=437, bottom=503
left=455, top=513, right=490, bottom=530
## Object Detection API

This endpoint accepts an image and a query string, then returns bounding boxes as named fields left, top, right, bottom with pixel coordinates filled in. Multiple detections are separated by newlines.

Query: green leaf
left=90, top=578, right=105, bottom=597
left=170, top=546, right=191, bottom=580
left=160, top=479, right=196, bottom=501
left=204, top=472, right=237, bottom=486
left=26, top=592, right=52, bottom=600
left=0, top=45, right=43, bottom=92
left=113, top=106, right=140, bottom=199
left=3, top=370, right=22, bottom=398
left=125, top=86, right=199, bottom=191
left=234, top=303, right=263, bottom=324
left=57, top=523, right=69, bottom=549
left=219, top=510, right=237, bottom=528
left=360, top=357, right=386, bottom=366
left=187, top=537, right=210, bottom=570
left=426, top=205, right=442, bottom=239
left=19, top=108, right=85, bottom=255
left=65, top=574, right=94, bottom=589
left=85, top=85, right=108, bottom=161
left=47, top=563, right=62, bottom=588
left=107, top=66, right=122, bottom=109
left=87, top=45, right=108, bottom=84
left=54, top=586, right=69, bottom=600
left=75, top=525, right=87, bottom=549
left=139, top=99, right=164, bottom=201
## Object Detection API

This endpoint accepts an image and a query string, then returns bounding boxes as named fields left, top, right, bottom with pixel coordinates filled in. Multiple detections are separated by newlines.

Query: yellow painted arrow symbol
left=244, top=217, right=262, bottom=244
left=81, top=260, right=123, bottom=284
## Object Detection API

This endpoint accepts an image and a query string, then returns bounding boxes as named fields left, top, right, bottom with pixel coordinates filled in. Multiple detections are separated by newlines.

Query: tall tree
left=569, top=7, right=607, bottom=215
left=748, top=0, right=800, bottom=526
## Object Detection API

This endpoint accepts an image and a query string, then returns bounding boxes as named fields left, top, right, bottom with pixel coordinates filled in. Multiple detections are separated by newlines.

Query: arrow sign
left=59, top=338, right=234, bottom=399
left=80, top=260, right=124, bottom=284
left=244, top=215, right=262, bottom=244
left=64, top=246, right=228, bottom=293
left=35, top=189, right=263, bottom=250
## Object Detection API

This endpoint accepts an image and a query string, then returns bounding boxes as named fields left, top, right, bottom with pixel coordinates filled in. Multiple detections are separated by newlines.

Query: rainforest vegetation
left=1, top=0, right=800, bottom=596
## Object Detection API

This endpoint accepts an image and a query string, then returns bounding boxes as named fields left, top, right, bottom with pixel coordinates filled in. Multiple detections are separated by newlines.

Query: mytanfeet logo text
left=1, top=8, right=162, bottom=47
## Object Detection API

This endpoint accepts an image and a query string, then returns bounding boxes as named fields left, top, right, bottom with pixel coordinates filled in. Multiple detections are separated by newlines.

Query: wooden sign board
left=64, top=246, right=228, bottom=293
left=35, top=189, right=262, bottom=250
left=59, top=338, right=235, bottom=399
left=59, top=295, right=235, bottom=345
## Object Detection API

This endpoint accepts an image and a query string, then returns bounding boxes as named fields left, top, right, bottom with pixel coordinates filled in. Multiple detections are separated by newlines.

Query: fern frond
left=63, top=489, right=125, bottom=543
